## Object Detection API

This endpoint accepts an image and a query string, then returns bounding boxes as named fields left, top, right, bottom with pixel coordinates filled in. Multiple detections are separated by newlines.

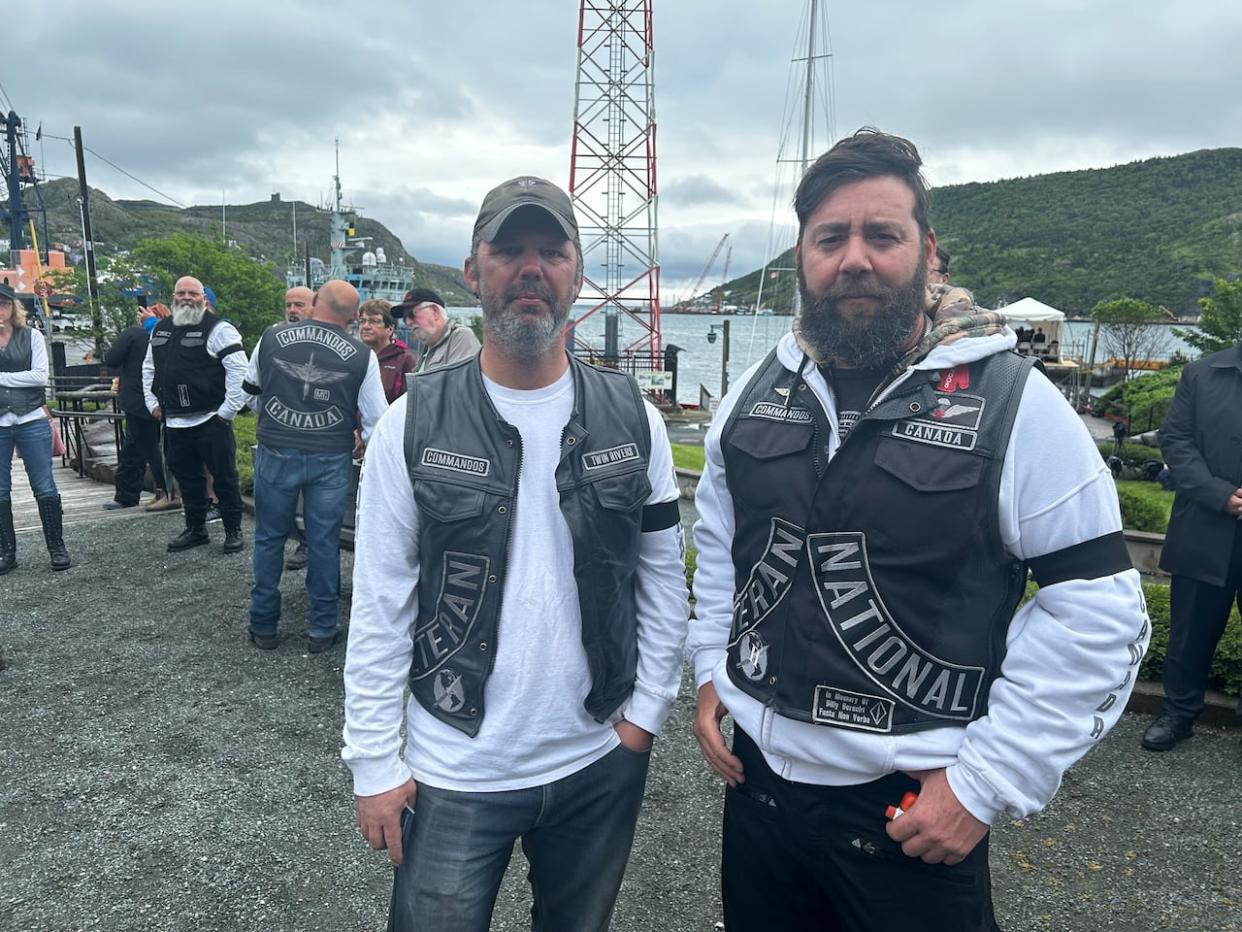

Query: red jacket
left=376, top=341, right=417, bottom=403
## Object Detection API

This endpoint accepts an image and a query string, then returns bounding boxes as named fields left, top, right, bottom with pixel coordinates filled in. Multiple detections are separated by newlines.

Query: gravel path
left=2, top=508, right=1238, bottom=932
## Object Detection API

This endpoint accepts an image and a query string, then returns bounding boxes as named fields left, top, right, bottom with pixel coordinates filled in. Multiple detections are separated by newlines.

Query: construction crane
left=680, top=232, right=730, bottom=310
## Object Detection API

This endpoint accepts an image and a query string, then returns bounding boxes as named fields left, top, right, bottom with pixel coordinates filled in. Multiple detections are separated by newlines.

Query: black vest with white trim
left=721, top=347, right=1035, bottom=735
left=254, top=320, right=371, bottom=453
left=149, top=312, right=231, bottom=417
left=402, top=354, right=654, bottom=737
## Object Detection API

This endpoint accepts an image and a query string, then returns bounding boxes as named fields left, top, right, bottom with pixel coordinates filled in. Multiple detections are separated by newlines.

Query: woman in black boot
left=0, top=283, right=71, bottom=572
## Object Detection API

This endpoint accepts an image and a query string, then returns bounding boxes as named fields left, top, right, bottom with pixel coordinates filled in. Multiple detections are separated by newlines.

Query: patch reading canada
left=812, top=685, right=895, bottom=732
left=410, top=552, right=490, bottom=679
left=807, top=531, right=986, bottom=721
left=582, top=443, right=641, bottom=471
left=891, top=420, right=977, bottom=451
left=749, top=401, right=813, bottom=423
left=421, top=447, right=491, bottom=477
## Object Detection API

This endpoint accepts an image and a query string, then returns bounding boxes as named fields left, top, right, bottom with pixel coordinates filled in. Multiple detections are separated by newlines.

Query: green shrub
left=1097, top=441, right=1163, bottom=465
left=1115, top=482, right=1171, bottom=533
left=232, top=412, right=258, bottom=496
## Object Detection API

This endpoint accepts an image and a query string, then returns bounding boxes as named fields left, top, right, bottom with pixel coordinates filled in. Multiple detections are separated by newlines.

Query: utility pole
left=73, top=126, right=104, bottom=358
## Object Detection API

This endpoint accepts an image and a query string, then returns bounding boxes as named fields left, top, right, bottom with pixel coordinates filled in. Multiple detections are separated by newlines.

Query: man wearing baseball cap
left=391, top=286, right=479, bottom=374
left=343, top=176, right=688, bottom=930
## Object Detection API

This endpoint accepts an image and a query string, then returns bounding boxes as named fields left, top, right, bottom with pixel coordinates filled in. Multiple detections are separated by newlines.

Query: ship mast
left=328, top=138, right=350, bottom=280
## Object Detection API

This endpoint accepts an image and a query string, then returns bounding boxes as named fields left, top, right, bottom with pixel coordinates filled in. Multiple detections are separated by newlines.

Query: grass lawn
left=671, top=443, right=705, bottom=472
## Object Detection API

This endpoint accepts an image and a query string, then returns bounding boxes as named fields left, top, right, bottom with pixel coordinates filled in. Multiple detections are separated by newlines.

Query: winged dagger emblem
left=272, top=352, right=351, bottom=400
left=933, top=398, right=982, bottom=420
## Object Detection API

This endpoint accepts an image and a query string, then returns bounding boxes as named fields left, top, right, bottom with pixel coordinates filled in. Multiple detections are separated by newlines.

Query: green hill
left=19, top=177, right=472, bottom=305
left=718, top=147, right=1242, bottom=317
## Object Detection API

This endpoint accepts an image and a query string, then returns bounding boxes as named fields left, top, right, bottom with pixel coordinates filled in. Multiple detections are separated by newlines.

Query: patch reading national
left=582, top=443, right=641, bottom=471
left=812, top=686, right=894, bottom=732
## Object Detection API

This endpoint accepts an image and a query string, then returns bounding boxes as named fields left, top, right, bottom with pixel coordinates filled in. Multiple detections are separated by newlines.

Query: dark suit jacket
left=1159, top=344, right=1242, bottom=585
left=104, top=325, right=156, bottom=419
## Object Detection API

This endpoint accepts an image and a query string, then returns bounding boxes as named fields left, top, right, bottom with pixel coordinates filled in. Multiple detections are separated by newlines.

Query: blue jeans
left=249, top=444, right=353, bottom=639
left=390, top=743, right=652, bottom=932
left=0, top=417, right=57, bottom=502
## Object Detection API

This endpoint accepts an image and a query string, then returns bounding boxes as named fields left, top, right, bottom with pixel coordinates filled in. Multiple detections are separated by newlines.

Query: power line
left=34, top=129, right=187, bottom=209
left=0, top=80, right=13, bottom=113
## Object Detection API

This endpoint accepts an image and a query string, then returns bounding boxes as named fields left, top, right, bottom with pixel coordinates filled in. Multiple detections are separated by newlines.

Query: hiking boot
left=1141, top=713, right=1194, bottom=751
left=0, top=499, right=16, bottom=575
left=168, top=526, right=210, bottom=552
left=308, top=631, right=342, bottom=654
left=222, top=530, right=245, bottom=554
left=285, top=541, right=309, bottom=570
left=146, top=491, right=182, bottom=512
left=249, top=630, right=279, bottom=650
left=37, top=495, right=72, bottom=571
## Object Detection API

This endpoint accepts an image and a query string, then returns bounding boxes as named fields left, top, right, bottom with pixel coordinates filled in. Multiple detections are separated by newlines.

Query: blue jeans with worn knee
left=249, top=444, right=353, bottom=639
left=0, top=417, right=57, bottom=502
left=389, top=742, right=652, bottom=932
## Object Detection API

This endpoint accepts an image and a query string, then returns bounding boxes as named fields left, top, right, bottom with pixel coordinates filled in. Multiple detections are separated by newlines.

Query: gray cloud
left=663, top=175, right=750, bottom=208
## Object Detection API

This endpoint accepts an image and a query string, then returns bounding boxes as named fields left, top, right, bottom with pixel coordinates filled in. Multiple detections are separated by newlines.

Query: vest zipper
left=487, top=434, right=522, bottom=679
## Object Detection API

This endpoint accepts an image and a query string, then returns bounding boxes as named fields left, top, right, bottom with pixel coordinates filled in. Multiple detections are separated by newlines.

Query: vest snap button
left=488, top=574, right=497, bottom=583
left=567, top=437, right=577, bottom=445
left=479, top=642, right=488, bottom=651
left=506, top=439, right=513, bottom=446
left=498, top=505, right=507, bottom=514
left=909, top=402, right=922, bottom=413
left=469, top=707, right=478, bottom=716
left=768, top=675, right=777, bottom=685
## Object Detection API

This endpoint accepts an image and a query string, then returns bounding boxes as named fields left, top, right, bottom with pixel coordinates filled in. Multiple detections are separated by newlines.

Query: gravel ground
left=2, top=509, right=1240, bottom=932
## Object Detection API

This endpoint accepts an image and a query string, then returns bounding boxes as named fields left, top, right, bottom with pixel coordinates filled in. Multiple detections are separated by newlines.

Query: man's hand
left=1226, top=488, right=1242, bottom=518
left=352, top=428, right=365, bottom=461
left=693, top=681, right=744, bottom=786
left=151, top=405, right=162, bottom=421
left=356, top=778, right=418, bottom=866
left=614, top=719, right=654, bottom=752
left=885, top=768, right=989, bottom=865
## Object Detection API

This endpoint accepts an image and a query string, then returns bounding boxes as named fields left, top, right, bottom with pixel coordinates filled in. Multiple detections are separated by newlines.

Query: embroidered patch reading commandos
left=812, top=686, right=895, bottom=732
left=807, top=531, right=986, bottom=723
left=749, top=401, right=813, bottom=423
left=582, top=443, right=641, bottom=471
left=421, top=448, right=491, bottom=477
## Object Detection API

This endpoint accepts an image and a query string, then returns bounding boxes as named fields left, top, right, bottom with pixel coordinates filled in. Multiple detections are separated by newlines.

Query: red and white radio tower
left=568, top=0, right=661, bottom=372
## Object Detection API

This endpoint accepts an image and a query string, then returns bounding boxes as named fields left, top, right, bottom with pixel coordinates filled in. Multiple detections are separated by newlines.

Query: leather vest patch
left=411, top=551, right=491, bottom=678
left=421, top=447, right=491, bottom=477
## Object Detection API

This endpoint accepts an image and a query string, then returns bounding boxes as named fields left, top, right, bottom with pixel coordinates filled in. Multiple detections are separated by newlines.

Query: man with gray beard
left=342, top=176, right=689, bottom=930
left=688, top=129, right=1148, bottom=930
left=142, top=276, right=249, bottom=554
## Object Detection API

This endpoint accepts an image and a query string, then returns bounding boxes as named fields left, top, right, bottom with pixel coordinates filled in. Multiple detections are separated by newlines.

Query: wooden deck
left=8, top=456, right=171, bottom=535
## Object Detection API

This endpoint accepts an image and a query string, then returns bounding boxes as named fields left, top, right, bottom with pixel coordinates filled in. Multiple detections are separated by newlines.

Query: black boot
left=0, top=499, right=16, bottom=575
left=36, top=495, right=72, bottom=571
left=168, top=525, right=210, bottom=552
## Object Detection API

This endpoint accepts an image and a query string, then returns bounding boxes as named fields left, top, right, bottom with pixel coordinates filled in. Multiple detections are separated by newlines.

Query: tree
left=48, top=254, right=155, bottom=344
left=1090, top=297, right=1174, bottom=424
left=131, top=233, right=286, bottom=348
left=1176, top=277, right=1242, bottom=355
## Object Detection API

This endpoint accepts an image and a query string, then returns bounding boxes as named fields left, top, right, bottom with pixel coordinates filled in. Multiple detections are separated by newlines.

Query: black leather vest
left=722, top=348, right=1035, bottom=735
left=0, top=326, right=46, bottom=416
left=255, top=320, right=372, bottom=453
left=149, top=313, right=228, bottom=416
left=403, top=355, right=652, bottom=736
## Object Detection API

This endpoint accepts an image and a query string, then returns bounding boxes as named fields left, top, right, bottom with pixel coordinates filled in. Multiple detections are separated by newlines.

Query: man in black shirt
left=103, top=307, right=173, bottom=511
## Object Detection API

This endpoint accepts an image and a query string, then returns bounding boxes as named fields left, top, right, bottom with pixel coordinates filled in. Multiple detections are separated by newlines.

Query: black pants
left=721, top=729, right=1000, bottom=932
left=113, top=414, right=168, bottom=505
left=165, top=418, right=242, bottom=532
left=1163, top=526, right=1242, bottom=721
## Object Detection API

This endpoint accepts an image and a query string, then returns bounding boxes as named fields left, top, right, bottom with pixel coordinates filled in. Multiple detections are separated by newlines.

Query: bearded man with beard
left=688, top=129, right=1149, bottom=931
left=142, top=275, right=249, bottom=554
left=341, top=176, right=689, bottom=931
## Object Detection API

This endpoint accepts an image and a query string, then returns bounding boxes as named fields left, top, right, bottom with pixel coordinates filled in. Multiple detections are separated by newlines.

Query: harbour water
left=448, top=308, right=1201, bottom=406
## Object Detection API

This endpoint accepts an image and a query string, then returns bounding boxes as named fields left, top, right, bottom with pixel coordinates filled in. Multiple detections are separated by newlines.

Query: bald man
left=285, top=286, right=314, bottom=323
left=143, top=276, right=250, bottom=554
left=243, top=279, right=387, bottom=652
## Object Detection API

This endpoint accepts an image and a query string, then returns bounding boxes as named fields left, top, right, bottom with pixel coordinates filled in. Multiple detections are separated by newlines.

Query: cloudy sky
left=9, top=0, right=1241, bottom=292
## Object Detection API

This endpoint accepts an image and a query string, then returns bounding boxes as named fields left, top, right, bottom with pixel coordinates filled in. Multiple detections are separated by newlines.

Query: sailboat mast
left=800, top=0, right=818, bottom=174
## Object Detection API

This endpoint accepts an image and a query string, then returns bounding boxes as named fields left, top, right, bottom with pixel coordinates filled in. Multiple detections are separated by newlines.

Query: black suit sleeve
left=104, top=327, right=134, bottom=369
left=1160, top=365, right=1235, bottom=512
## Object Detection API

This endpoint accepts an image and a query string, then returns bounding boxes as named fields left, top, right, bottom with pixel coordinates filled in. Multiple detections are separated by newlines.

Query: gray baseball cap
left=473, top=176, right=579, bottom=244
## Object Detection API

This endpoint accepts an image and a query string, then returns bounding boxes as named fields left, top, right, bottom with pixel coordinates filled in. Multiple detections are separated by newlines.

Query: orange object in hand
left=885, top=791, right=919, bottom=821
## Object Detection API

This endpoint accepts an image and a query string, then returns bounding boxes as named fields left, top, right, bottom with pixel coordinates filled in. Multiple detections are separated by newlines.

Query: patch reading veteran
left=421, top=447, right=491, bottom=477
left=582, top=443, right=641, bottom=471
left=812, top=685, right=895, bottom=733
left=411, top=552, right=490, bottom=678
left=729, top=517, right=805, bottom=644
left=264, top=397, right=345, bottom=431
left=749, top=401, right=813, bottom=423
left=807, top=531, right=986, bottom=723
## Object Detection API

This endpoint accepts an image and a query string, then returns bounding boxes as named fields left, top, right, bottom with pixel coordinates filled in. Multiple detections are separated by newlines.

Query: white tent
left=996, top=297, right=1065, bottom=357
